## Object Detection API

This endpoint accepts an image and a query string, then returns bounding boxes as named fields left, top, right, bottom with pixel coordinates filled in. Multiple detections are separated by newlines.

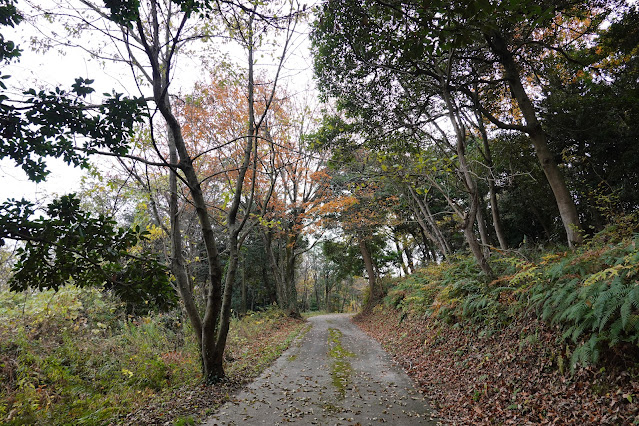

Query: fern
left=608, top=318, right=625, bottom=346
left=621, top=295, right=633, bottom=329
left=595, top=278, right=626, bottom=332
left=630, top=285, right=639, bottom=310
left=528, top=235, right=639, bottom=369
left=570, top=335, right=601, bottom=372
left=546, top=258, right=571, bottom=281
left=570, top=319, right=591, bottom=342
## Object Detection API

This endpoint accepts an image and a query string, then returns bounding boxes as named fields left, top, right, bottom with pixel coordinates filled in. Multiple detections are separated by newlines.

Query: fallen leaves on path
left=117, top=315, right=306, bottom=425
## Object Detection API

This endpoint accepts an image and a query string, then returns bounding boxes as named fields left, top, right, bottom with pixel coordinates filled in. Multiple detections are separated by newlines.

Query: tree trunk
left=208, top=230, right=241, bottom=382
left=358, top=237, right=380, bottom=303
left=489, top=177, right=508, bottom=250
left=285, top=239, right=300, bottom=318
left=476, top=202, right=491, bottom=257
left=475, top=108, right=509, bottom=250
left=301, top=280, right=308, bottom=312
left=486, top=30, right=582, bottom=247
left=159, top=92, right=225, bottom=382
left=394, top=237, right=409, bottom=276
left=313, top=270, right=320, bottom=311
left=324, top=270, right=332, bottom=311
left=440, top=83, right=495, bottom=278
left=240, top=256, right=247, bottom=316
left=417, top=227, right=433, bottom=262
left=263, top=230, right=287, bottom=310
left=262, top=262, right=275, bottom=305
left=167, top=131, right=203, bottom=350
left=407, top=186, right=451, bottom=257
left=464, top=195, right=494, bottom=279
left=404, top=245, right=415, bottom=273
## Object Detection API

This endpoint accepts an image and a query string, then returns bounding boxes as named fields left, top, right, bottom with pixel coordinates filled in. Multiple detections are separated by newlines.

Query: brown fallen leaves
left=354, top=307, right=639, bottom=425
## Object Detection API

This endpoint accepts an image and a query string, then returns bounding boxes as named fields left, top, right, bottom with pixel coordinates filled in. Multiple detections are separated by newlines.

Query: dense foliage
left=311, top=0, right=639, bottom=254
left=0, top=194, right=174, bottom=312
left=0, top=285, right=305, bottom=425
left=1, top=0, right=639, bottom=422
left=385, top=216, right=639, bottom=370
left=0, top=0, right=167, bottom=304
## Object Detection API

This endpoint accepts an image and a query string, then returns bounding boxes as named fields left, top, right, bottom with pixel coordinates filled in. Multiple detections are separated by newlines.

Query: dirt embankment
left=354, top=307, right=639, bottom=425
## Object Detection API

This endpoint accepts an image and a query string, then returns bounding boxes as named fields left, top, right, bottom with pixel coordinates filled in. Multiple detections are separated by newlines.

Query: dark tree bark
left=485, top=30, right=583, bottom=247
left=358, top=236, right=381, bottom=304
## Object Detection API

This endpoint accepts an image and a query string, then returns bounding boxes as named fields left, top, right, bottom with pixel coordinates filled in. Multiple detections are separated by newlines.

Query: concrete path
left=204, top=313, right=437, bottom=425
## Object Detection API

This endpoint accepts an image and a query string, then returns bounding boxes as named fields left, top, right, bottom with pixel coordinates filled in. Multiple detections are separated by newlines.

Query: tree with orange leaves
left=254, top=99, right=333, bottom=317
left=106, top=0, right=303, bottom=383
left=311, top=148, right=401, bottom=306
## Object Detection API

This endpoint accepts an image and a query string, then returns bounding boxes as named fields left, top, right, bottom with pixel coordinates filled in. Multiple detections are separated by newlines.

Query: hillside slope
left=355, top=223, right=639, bottom=424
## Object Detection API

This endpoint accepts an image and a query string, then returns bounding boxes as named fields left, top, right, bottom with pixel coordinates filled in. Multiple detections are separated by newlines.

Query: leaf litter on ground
left=354, top=307, right=639, bottom=425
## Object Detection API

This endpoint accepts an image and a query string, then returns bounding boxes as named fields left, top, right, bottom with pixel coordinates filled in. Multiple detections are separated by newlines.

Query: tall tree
left=257, top=100, right=331, bottom=317
left=540, top=4, right=639, bottom=228
left=23, top=0, right=301, bottom=382
left=312, top=0, right=619, bottom=247
left=313, top=149, right=398, bottom=302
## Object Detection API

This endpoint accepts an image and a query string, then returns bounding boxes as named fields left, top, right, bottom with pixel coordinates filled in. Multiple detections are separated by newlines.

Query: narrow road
left=205, top=313, right=437, bottom=425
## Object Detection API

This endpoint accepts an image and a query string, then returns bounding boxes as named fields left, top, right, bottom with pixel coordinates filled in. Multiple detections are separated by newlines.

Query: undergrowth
left=225, top=307, right=308, bottom=378
left=0, top=286, right=196, bottom=425
left=385, top=216, right=639, bottom=372
left=0, top=287, right=302, bottom=425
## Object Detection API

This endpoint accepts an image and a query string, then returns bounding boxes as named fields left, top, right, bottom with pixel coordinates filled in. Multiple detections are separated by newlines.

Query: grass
left=0, top=287, right=307, bottom=425
left=225, top=308, right=308, bottom=378
left=327, top=328, right=355, bottom=399
left=0, top=286, right=197, bottom=425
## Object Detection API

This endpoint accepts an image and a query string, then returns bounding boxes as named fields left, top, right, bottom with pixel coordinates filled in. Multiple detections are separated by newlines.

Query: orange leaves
left=172, top=68, right=335, bottom=247
left=171, top=70, right=296, bottom=220
left=312, top=195, right=358, bottom=219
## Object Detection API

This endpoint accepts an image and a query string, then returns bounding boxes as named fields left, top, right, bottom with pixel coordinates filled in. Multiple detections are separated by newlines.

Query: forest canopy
left=311, top=0, right=639, bottom=261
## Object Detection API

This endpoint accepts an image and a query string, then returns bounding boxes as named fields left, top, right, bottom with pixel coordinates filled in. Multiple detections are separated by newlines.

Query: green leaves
left=1, top=194, right=174, bottom=311
left=530, top=234, right=639, bottom=369
left=103, top=0, right=141, bottom=26
left=0, top=0, right=22, bottom=28
left=2, top=83, right=146, bottom=182
left=0, top=4, right=147, bottom=182
left=71, top=77, right=95, bottom=97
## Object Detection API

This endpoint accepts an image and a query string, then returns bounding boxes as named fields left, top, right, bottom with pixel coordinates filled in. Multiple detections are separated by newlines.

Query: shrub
left=380, top=217, right=639, bottom=372
left=0, top=285, right=199, bottom=425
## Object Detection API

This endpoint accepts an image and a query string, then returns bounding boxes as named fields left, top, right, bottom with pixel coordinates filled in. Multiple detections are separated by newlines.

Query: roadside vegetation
left=356, top=216, right=639, bottom=424
left=0, top=287, right=305, bottom=425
